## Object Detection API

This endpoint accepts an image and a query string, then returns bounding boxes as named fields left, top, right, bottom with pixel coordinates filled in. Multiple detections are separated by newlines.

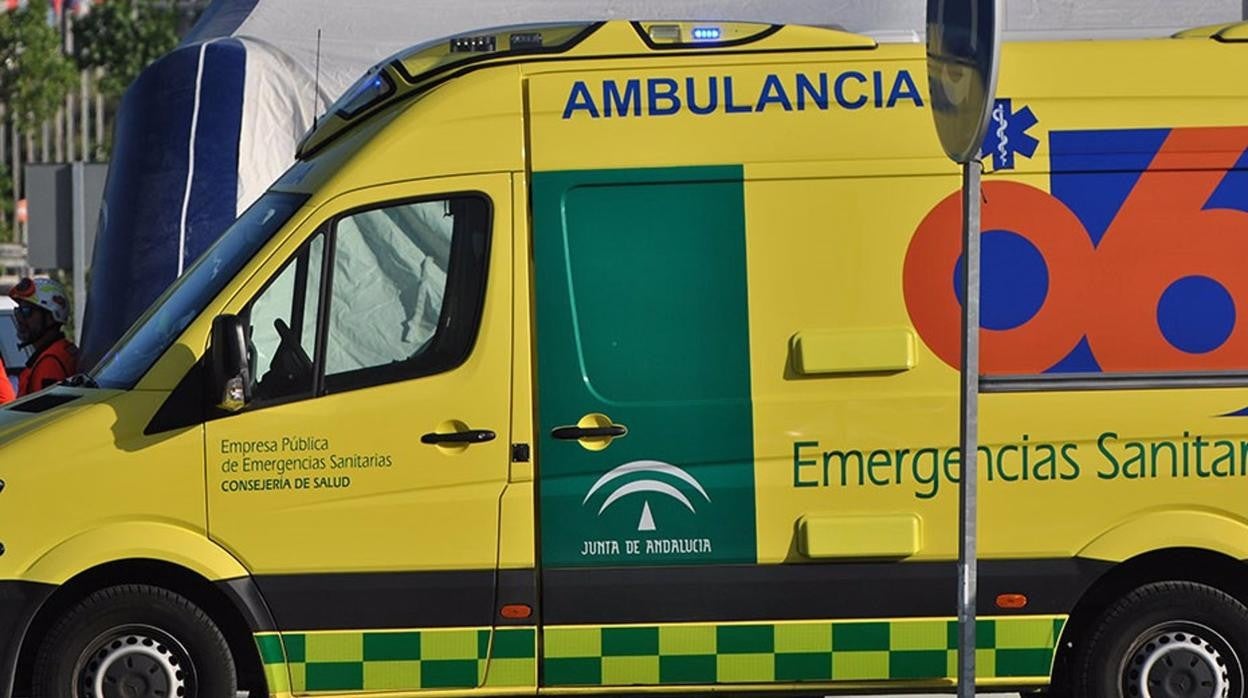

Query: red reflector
left=996, top=593, right=1028, bottom=609
left=500, top=604, right=532, bottom=619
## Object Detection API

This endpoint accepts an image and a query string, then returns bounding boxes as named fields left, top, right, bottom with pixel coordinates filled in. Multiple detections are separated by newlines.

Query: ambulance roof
left=1172, top=20, right=1248, bottom=41
left=296, top=19, right=877, bottom=157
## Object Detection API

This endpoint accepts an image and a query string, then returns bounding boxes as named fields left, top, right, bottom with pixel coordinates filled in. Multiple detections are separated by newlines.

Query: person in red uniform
left=0, top=355, right=14, bottom=404
left=9, top=276, right=78, bottom=397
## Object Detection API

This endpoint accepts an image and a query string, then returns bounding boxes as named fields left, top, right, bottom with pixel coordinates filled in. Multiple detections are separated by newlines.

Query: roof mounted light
left=648, top=24, right=681, bottom=42
left=637, top=20, right=778, bottom=48
left=450, top=35, right=497, bottom=53
left=691, top=26, right=722, bottom=41
left=332, top=66, right=395, bottom=119
left=397, top=22, right=596, bottom=83
left=296, top=22, right=600, bottom=159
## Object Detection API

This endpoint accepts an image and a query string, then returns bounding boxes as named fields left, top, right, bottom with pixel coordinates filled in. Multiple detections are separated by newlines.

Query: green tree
left=0, top=0, right=78, bottom=132
left=74, top=0, right=179, bottom=100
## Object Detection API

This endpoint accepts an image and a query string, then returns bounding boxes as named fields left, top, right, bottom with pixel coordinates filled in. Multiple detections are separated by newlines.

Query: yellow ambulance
left=4, top=17, right=1248, bottom=698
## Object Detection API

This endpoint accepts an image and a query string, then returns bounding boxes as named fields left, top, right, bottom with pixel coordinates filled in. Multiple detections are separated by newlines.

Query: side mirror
left=210, top=314, right=251, bottom=412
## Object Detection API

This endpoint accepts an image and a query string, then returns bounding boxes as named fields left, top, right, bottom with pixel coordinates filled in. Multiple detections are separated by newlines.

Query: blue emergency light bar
left=691, top=26, right=722, bottom=41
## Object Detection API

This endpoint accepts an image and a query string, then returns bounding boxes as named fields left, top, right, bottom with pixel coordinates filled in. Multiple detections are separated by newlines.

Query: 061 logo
left=904, top=126, right=1248, bottom=375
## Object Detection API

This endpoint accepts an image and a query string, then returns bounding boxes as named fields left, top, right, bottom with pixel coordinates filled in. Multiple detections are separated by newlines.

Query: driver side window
left=233, top=192, right=490, bottom=411
left=243, top=231, right=325, bottom=405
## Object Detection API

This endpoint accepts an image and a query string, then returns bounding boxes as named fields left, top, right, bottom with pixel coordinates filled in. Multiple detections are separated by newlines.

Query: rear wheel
left=1074, top=581, right=1248, bottom=698
left=32, top=584, right=237, bottom=698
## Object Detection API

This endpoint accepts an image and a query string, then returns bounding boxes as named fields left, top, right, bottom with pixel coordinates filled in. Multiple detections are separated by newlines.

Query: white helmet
left=9, top=276, right=71, bottom=325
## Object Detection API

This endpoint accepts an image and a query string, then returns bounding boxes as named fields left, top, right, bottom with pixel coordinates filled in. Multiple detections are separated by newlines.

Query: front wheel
left=1074, top=581, right=1248, bottom=698
left=32, top=584, right=237, bottom=698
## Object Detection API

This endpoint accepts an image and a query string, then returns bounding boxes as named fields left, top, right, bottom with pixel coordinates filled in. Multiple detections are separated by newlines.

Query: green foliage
left=74, top=0, right=179, bottom=100
left=0, top=0, right=78, bottom=132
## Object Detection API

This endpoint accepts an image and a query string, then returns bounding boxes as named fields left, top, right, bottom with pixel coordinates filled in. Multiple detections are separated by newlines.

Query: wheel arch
left=21, top=520, right=250, bottom=585
left=1052, top=546, right=1248, bottom=693
left=1078, top=509, right=1248, bottom=563
left=14, top=558, right=273, bottom=696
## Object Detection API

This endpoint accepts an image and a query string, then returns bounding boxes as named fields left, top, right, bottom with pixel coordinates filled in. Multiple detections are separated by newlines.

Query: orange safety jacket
left=0, top=356, right=14, bottom=404
left=17, top=336, right=78, bottom=397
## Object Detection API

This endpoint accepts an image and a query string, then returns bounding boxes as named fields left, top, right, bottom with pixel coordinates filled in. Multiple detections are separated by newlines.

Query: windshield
left=90, top=192, right=309, bottom=389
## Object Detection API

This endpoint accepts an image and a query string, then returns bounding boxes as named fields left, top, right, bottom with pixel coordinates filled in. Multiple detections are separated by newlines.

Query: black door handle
left=552, top=424, right=628, bottom=440
left=421, top=429, right=496, bottom=445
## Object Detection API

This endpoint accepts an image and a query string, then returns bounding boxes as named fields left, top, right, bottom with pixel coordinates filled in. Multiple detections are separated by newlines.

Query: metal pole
left=0, top=104, right=6, bottom=199
left=94, top=70, right=105, bottom=159
left=80, top=71, right=90, bottom=160
left=956, top=158, right=982, bottom=698
left=15, top=127, right=27, bottom=243
left=9, top=120, right=17, bottom=238
left=71, top=161, right=86, bottom=343
left=55, top=106, right=65, bottom=163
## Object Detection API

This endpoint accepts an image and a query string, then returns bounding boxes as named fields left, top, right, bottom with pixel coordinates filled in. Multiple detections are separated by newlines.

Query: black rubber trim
left=630, top=21, right=784, bottom=50
left=216, top=577, right=279, bottom=633
left=0, top=580, right=55, bottom=697
left=7, top=392, right=80, bottom=413
left=248, top=559, right=1105, bottom=631
left=498, top=568, right=539, bottom=627
left=983, top=371, right=1248, bottom=393
left=253, top=569, right=536, bottom=631
left=541, top=558, right=1113, bottom=625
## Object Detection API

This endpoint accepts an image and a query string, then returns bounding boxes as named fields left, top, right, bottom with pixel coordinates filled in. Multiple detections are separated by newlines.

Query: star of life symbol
left=979, top=98, right=1040, bottom=171
left=583, top=460, right=711, bottom=532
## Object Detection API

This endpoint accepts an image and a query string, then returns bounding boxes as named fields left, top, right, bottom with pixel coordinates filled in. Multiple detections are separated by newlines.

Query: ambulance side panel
left=526, top=37, right=1248, bottom=691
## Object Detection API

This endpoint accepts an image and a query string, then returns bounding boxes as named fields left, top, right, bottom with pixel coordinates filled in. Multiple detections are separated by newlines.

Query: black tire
left=32, top=584, right=237, bottom=698
left=1073, top=581, right=1248, bottom=698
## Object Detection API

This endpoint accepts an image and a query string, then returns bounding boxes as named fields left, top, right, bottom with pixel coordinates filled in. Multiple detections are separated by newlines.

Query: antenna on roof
left=313, top=28, right=323, bottom=129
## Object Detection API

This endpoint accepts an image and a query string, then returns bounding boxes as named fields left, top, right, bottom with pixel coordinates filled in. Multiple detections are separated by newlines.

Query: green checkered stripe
left=543, top=616, right=1065, bottom=686
left=255, top=627, right=535, bottom=693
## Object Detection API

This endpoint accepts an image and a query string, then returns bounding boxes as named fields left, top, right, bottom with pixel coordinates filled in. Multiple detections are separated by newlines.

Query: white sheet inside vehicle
left=326, top=202, right=453, bottom=375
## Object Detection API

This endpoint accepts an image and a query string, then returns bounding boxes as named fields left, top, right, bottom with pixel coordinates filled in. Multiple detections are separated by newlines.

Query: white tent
left=156, top=0, right=1248, bottom=213
left=80, top=0, right=1243, bottom=365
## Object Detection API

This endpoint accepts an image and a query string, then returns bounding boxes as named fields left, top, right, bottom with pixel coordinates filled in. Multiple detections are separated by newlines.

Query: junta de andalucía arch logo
left=582, top=460, right=711, bottom=532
